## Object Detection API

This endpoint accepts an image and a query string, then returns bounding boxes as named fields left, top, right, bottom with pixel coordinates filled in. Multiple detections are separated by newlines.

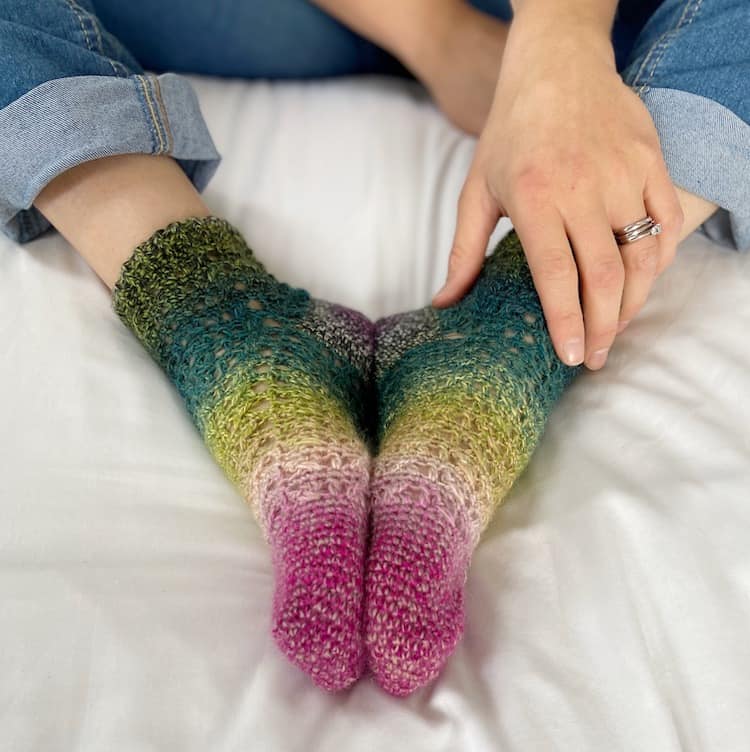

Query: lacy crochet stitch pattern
left=112, top=216, right=375, bottom=691
left=364, top=229, right=583, bottom=695
left=375, top=230, right=580, bottom=536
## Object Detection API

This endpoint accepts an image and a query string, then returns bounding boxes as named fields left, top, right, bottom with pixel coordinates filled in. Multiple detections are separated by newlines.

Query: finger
left=564, top=202, right=625, bottom=370
left=511, top=207, right=585, bottom=367
left=643, top=160, right=684, bottom=277
left=432, top=172, right=501, bottom=307
left=610, top=197, right=660, bottom=333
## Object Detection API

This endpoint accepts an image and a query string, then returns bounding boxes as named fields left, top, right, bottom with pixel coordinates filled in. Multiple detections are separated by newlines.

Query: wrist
left=504, top=3, right=617, bottom=72
left=511, top=0, right=616, bottom=37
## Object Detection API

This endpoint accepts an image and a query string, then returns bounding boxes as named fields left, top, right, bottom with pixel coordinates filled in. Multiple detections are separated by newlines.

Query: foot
left=364, top=230, right=583, bottom=695
left=112, top=217, right=376, bottom=691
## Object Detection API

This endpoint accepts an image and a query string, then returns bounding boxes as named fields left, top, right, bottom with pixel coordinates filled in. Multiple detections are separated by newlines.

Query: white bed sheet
left=1, top=74, right=749, bottom=752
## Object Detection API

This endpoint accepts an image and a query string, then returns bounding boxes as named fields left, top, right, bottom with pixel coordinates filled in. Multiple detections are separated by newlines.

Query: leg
left=34, top=155, right=209, bottom=289
left=362, top=184, right=714, bottom=699
left=90, top=0, right=408, bottom=79
left=0, top=0, right=220, bottom=245
left=621, top=0, right=750, bottom=252
left=364, top=0, right=748, bottom=696
left=87, top=0, right=512, bottom=81
left=1, top=1, right=373, bottom=690
left=112, top=216, right=375, bottom=691
left=365, top=232, right=582, bottom=696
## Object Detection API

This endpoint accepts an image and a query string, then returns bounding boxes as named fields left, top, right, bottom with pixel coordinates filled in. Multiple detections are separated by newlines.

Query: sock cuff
left=112, top=215, right=266, bottom=351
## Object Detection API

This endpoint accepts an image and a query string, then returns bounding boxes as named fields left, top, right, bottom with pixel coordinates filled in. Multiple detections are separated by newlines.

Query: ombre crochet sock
left=112, top=216, right=375, bottom=691
left=365, top=230, right=583, bottom=696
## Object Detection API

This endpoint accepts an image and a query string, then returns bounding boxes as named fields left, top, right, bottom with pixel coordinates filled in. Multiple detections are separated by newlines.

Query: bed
left=2, top=73, right=749, bottom=752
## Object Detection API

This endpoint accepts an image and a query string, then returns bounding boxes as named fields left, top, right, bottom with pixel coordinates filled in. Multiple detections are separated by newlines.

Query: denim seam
left=62, top=0, right=93, bottom=53
left=151, top=77, right=175, bottom=154
left=147, top=76, right=172, bottom=153
left=0, top=74, right=221, bottom=243
left=629, top=0, right=703, bottom=94
left=62, top=0, right=128, bottom=78
left=135, top=75, right=167, bottom=154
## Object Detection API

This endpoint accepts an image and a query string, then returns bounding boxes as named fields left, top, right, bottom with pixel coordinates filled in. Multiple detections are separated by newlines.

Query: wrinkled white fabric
left=1, top=75, right=749, bottom=752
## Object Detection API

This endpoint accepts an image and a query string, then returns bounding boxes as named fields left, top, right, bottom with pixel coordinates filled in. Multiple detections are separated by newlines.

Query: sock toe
left=364, top=472, right=471, bottom=696
left=269, top=468, right=369, bottom=691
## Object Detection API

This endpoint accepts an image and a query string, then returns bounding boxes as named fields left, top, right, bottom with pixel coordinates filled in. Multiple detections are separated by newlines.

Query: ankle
left=34, top=154, right=211, bottom=290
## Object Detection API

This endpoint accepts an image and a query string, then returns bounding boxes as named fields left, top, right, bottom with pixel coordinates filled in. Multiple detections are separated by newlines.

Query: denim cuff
left=638, top=87, right=750, bottom=253
left=0, top=72, right=221, bottom=244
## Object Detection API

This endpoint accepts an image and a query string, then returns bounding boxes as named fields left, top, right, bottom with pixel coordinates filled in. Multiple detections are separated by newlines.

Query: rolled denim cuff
left=638, top=87, right=750, bottom=253
left=0, top=72, right=221, bottom=244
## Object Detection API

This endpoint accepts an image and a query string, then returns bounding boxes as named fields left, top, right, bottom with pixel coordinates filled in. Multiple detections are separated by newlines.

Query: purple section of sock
left=364, top=472, right=473, bottom=696
left=269, top=471, right=369, bottom=692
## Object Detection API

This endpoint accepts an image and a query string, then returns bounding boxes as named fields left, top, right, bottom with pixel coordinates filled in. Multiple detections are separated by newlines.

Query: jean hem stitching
left=151, top=77, right=175, bottom=154
left=1, top=74, right=220, bottom=243
left=135, top=75, right=167, bottom=154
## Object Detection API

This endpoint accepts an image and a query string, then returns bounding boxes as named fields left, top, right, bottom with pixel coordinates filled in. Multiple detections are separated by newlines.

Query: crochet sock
left=112, top=216, right=375, bottom=691
left=365, top=230, right=583, bottom=696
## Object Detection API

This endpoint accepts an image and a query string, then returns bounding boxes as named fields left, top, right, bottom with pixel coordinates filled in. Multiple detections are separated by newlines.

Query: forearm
left=509, top=0, right=618, bottom=35
left=309, top=0, right=462, bottom=78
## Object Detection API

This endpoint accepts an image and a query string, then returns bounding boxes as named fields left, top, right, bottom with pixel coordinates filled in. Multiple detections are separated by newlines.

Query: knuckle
left=538, top=250, right=577, bottom=283
left=607, top=163, right=630, bottom=187
left=610, top=149, right=636, bottom=182
left=591, top=325, right=619, bottom=345
left=627, top=240, right=659, bottom=273
left=588, top=257, right=624, bottom=288
left=567, top=155, right=597, bottom=189
left=662, top=206, right=685, bottom=235
left=513, top=163, right=552, bottom=198
left=550, top=309, right=582, bottom=331
left=635, top=133, right=661, bottom=162
left=449, top=243, right=469, bottom=268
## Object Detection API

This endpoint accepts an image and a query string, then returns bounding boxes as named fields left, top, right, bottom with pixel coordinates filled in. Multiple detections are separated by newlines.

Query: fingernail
left=589, top=347, right=609, bottom=369
left=563, top=338, right=584, bottom=365
left=617, top=319, right=630, bottom=333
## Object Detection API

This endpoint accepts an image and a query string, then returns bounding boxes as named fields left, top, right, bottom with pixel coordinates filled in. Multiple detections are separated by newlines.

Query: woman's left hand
left=432, top=7, right=684, bottom=371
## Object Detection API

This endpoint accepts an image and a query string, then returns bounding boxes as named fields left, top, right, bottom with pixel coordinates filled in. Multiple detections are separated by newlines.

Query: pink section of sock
left=269, top=470, right=369, bottom=691
left=364, top=473, right=473, bottom=696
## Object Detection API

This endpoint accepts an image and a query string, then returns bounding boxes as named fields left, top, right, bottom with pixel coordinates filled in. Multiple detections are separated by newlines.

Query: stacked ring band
left=614, top=215, right=663, bottom=245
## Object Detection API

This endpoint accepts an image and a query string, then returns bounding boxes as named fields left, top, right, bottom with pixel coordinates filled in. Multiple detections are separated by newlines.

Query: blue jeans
left=1, top=0, right=748, bottom=251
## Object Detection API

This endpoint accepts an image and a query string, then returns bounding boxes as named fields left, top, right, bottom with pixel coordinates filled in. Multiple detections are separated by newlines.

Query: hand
left=416, top=5, right=509, bottom=136
left=432, top=9, right=684, bottom=370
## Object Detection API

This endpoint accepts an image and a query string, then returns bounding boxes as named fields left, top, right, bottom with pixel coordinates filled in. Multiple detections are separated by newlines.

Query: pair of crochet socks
left=112, top=216, right=582, bottom=696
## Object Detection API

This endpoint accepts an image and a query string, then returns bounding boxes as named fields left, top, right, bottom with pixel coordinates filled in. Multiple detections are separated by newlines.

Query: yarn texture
left=110, top=217, right=581, bottom=696
left=364, top=229, right=583, bottom=696
left=112, top=216, right=375, bottom=691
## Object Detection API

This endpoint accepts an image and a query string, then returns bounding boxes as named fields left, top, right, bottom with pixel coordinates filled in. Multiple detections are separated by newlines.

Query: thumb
left=432, top=173, right=500, bottom=307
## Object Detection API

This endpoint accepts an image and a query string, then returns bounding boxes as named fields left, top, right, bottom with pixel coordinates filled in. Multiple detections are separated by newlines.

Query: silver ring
left=614, top=215, right=663, bottom=245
